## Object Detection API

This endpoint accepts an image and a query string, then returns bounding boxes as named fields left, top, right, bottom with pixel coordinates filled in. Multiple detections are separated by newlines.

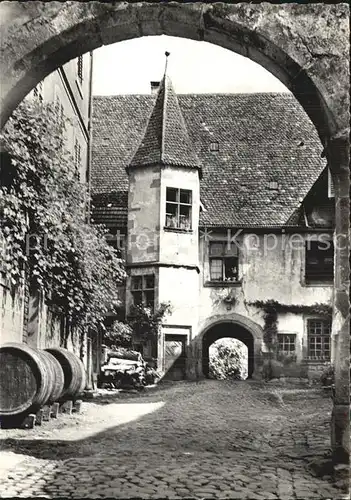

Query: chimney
left=150, top=81, right=160, bottom=95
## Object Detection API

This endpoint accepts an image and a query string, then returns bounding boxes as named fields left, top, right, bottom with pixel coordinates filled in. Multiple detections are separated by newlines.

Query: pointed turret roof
left=128, top=73, right=201, bottom=172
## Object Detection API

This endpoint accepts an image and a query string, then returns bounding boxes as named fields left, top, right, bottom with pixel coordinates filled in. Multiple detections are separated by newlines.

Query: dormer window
left=209, top=141, right=219, bottom=152
left=165, top=187, right=192, bottom=230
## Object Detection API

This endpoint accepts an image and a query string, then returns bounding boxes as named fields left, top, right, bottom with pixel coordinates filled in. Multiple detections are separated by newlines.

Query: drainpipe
left=86, top=50, right=94, bottom=224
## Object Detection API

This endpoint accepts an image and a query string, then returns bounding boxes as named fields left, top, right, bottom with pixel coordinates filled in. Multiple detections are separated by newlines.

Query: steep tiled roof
left=130, top=76, right=200, bottom=170
left=91, top=92, right=326, bottom=228
left=90, top=191, right=128, bottom=228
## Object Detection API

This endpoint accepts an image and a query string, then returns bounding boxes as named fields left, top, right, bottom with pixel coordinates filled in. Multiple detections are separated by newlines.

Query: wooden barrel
left=40, top=350, right=65, bottom=403
left=45, top=347, right=86, bottom=399
left=0, top=342, right=54, bottom=416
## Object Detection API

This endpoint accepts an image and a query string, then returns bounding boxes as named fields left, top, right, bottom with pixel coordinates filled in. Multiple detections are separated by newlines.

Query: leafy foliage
left=247, top=299, right=332, bottom=317
left=0, top=99, right=126, bottom=332
left=103, top=302, right=173, bottom=350
left=262, top=305, right=278, bottom=350
left=209, top=339, right=246, bottom=380
left=247, top=299, right=332, bottom=350
left=104, top=320, right=133, bottom=349
left=128, top=302, right=173, bottom=340
left=320, top=363, right=334, bottom=387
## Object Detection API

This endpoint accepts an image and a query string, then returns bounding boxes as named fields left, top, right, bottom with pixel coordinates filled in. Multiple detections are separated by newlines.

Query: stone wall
left=0, top=282, right=24, bottom=344
left=0, top=2, right=349, bottom=146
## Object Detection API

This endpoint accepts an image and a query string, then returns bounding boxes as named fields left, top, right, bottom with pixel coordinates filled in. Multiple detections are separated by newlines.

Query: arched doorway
left=196, top=313, right=264, bottom=380
left=203, top=323, right=254, bottom=379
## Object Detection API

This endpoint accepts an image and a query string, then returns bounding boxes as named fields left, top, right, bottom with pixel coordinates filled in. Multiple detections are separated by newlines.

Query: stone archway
left=0, top=0, right=349, bottom=461
left=197, top=313, right=264, bottom=380
left=0, top=2, right=349, bottom=145
left=202, top=323, right=254, bottom=379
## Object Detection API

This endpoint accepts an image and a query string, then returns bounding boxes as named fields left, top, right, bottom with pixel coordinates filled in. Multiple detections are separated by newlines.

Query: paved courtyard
left=0, top=380, right=348, bottom=499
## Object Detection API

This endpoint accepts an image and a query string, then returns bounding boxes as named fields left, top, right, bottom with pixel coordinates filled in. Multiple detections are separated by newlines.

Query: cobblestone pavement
left=0, top=380, right=348, bottom=499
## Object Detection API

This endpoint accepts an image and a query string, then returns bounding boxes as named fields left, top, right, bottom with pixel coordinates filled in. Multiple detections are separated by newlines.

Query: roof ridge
left=93, top=91, right=292, bottom=99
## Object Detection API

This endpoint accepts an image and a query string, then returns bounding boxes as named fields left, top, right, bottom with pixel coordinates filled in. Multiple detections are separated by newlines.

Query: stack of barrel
left=0, top=343, right=86, bottom=428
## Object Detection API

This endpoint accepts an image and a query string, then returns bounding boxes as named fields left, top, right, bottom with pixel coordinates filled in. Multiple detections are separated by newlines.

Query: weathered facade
left=0, top=0, right=348, bottom=461
left=91, top=76, right=335, bottom=384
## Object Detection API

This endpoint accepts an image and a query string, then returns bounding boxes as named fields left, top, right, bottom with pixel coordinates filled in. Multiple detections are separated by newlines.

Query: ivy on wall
left=127, top=302, right=173, bottom=341
left=0, top=100, right=126, bottom=336
left=247, top=299, right=332, bottom=317
left=246, top=299, right=332, bottom=351
left=103, top=302, right=173, bottom=350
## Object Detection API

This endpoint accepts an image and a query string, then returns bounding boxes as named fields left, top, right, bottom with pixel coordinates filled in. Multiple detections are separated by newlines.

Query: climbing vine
left=127, top=302, right=173, bottom=340
left=0, top=99, right=126, bottom=333
left=261, top=304, right=278, bottom=351
left=246, top=299, right=332, bottom=353
left=104, top=302, right=173, bottom=350
left=247, top=300, right=332, bottom=317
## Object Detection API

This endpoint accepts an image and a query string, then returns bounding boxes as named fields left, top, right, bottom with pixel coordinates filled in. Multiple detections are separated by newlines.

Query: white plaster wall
left=241, top=232, right=333, bottom=304
left=127, top=167, right=161, bottom=264
left=276, top=312, right=304, bottom=361
left=158, top=266, right=200, bottom=337
left=198, top=231, right=333, bottom=329
left=159, top=167, right=200, bottom=266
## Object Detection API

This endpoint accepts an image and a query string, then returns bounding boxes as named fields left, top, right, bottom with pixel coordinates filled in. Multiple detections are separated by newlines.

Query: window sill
left=302, top=281, right=333, bottom=287
left=204, top=280, right=242, bottom=288
left=164, top=227, right=193, bottom=234
left=303, top=357, right=331, bottom=363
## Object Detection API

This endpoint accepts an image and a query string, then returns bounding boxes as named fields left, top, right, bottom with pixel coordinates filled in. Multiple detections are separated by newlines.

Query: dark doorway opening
left=203, top=323, right=254, bottom=379
left=163, top=334, right=186, bottom=381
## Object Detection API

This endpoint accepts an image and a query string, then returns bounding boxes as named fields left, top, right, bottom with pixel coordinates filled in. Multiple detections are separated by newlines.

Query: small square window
left=145, top=275, right=155, bottom=289
left=305, top=239, right=334, bottom=283
left=307, top=318, right=331, bottom=360
left=180, top=190, right=192, bottom=205
left=131, top=276, right=142, bottom=290
left=166, top=187, right=178, bottom=202
left=131, top=274, right=155, bottom=310
left=165, top=187, right=192, bottom=230
left=209, top=242, right=239, bottom=282
left=277, top=334, right=296, bottom=354
left=210, top=142, right=219, bottom=152
left=132, top=291, right=143, bottom=305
